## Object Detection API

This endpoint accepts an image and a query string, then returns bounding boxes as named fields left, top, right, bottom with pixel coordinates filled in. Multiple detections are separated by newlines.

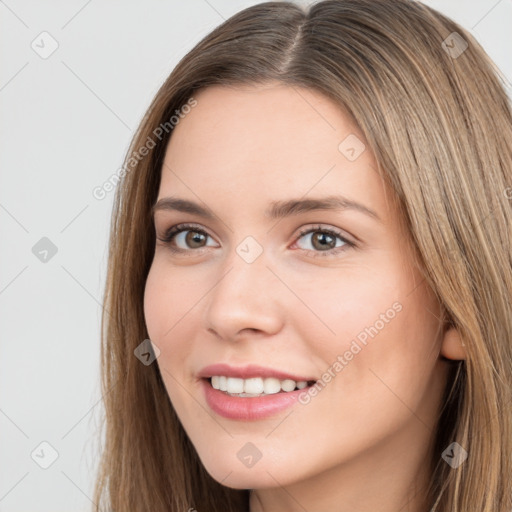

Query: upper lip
left=198, top=363, right=317, bottom=383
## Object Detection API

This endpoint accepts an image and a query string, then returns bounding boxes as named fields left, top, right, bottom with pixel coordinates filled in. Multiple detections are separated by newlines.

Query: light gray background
left=1, top=1, right=510, bottom=510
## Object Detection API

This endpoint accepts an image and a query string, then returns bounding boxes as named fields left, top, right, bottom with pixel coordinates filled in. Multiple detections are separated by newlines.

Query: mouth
left=197, top=363, right=319, bottom=419
left=204, top=376, right=317, bottom=397
left=200, top=377, right=318, bottom=420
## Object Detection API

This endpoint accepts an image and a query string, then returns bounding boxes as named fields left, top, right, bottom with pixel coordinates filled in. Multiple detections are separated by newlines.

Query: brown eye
left=293, top=225, right=355, bottom=258
left=158, top=223, right=217, bottom=252
left=182, top=231, right=207, bottom=248
left=309, top=231, right=337, bottom=251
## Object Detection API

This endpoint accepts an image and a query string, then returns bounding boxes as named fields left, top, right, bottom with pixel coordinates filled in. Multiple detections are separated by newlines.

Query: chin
left=202, top=458, right=294, bottom=490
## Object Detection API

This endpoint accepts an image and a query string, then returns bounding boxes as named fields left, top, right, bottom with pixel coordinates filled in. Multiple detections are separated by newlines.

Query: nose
left=202, top=248, right=284, bottom=342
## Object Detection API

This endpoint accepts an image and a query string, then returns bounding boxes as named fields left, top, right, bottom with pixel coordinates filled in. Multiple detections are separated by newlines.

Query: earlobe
left=440, top=326, right=467, bottom=360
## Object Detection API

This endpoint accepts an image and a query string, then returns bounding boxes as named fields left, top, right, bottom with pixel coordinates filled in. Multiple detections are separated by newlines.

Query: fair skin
left=143, top=82, right=466, bottom=512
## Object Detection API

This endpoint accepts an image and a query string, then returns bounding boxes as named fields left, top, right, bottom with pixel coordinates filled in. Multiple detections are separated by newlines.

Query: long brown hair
left=93, top=1, right=512, bottom=510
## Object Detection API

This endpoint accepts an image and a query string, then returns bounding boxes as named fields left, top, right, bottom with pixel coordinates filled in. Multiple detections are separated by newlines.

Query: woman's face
left=144, top=82, right=451, bottom=499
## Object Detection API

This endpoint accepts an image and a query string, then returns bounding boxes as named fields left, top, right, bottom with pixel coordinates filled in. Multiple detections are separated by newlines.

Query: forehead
left=158, top=83, right=395, bottom=228
left=166, top=83, right=363, bottom=167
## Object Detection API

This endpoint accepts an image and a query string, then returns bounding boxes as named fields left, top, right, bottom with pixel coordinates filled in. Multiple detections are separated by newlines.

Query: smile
left=210, top=375, right=314, bottom=396
left=201, top=377, right=318, bottom=420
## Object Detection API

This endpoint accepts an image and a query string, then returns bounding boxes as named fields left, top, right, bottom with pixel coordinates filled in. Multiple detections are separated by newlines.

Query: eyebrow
left=152, top=195, right=381, bottom=223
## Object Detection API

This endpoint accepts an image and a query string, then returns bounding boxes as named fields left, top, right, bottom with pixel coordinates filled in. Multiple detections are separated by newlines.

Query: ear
left=440, top=326, right=466, bottom=361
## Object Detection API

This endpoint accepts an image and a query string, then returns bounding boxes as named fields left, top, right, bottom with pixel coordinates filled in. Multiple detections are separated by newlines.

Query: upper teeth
left=211, top=376, right=309, bottom=395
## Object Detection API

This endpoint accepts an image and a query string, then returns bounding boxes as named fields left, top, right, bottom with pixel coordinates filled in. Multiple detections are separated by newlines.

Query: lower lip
left=201, top=378, right=310, bottom=421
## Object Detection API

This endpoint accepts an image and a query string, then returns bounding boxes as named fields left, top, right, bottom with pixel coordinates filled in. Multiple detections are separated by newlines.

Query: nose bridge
left=203, top=238, right=282, bottom=339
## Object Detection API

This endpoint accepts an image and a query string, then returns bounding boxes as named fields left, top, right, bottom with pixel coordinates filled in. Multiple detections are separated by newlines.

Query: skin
left=143, top=82, right=466, bottom=512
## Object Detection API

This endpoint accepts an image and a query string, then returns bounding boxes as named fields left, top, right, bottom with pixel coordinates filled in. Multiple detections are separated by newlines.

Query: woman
left=93, top=1, right=512, bottom=511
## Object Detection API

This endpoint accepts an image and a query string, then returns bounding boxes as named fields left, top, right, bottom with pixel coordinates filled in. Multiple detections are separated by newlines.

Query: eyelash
left=157, top=223, right=356, bottom=258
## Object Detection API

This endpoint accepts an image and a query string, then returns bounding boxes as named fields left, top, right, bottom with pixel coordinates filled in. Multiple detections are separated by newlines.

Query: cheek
left=143, top=260, right=199, bottom=341
left=143, top=259, right=215, bottom=389
left=293, top=263, right=402, bottom=355
left=143, top=262, right=196, bottom=409
left=301, top=259, right=440, bottom=395
left=143, top=264, right=165, bottom=341
left=143, top=262, right=191, bottom=383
